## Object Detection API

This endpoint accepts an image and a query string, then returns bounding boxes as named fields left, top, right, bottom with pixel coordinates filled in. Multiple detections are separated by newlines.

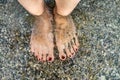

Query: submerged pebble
left=0, top=0, right=120, bottom=79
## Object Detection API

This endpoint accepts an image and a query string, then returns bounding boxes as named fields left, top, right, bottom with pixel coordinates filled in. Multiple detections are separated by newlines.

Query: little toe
left=34, top=49, right=39, bottom=57
left=30, top=45, right=35, bottom=53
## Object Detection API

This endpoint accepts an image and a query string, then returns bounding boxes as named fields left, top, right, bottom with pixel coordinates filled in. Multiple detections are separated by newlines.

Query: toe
left=33, top=48, right=39, bottom=58
left=47, top=54, right=54, bottom=62
left=42, top=53, right=47, bottom=62
left=70, top=47, right=74, bottom=54
left=47, top=50, right=54, bottom=62
left=30, top=45, right=35, bottom=53
left=34, top=51, right=39, bottom=57
left=71, top=39, right=78, bottom=52
left=65, top=48, right=72, bottom=58
left=70, top=47, right=75, bottom=57
left=58, top=44, right=66, bottom=60
left=59, top=53, right=66, bottom=60
left=36, top=46, right=42, bottom=61
left=75, top=35, right=80, bottom=47
left=38, top=52, right=42, bottom=61
left=73, top=45, right=78, bottom=52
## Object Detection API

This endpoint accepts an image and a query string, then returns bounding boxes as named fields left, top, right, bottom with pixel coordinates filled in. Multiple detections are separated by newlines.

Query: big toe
left=47, top=53, right=54, bottom=62
left=58, top=45, right=67, bottom=60
left=59, top=53, right=66, bottom=60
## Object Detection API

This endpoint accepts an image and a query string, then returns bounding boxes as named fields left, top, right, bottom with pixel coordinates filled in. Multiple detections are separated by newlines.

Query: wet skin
left=30, top=7, right=54, bottom=62
left=54, top=8, right=79, bottom=60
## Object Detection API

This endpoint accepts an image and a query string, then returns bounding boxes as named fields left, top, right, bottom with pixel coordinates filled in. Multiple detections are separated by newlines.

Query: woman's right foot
left=30, top=7, right=54, bottom=62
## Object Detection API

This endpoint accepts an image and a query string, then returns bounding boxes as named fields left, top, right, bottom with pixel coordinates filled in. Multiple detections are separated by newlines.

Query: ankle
left=56, top=8, right=71, bottom=16
left=30, top=8, right=44, bottom=16
left=18, top=0, right=44, bottom=16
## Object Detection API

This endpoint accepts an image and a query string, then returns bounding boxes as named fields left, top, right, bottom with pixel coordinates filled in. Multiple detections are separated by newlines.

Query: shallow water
left=0, top=0, right=120, bottom=80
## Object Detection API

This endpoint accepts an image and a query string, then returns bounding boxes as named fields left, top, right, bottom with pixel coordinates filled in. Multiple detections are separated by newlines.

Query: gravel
left=0, top=0, right=120, bottom=80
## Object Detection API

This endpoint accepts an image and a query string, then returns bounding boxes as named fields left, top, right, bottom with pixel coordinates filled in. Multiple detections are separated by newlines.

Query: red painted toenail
left=38, top=58, right=40, bottom=60
left=61, top=56, right=65, bottom=59
left=48, top=57, right=52, bottom=61
left=69, top=55, right=71, bottom=57
left=72, top=53, right=74, bottom=55
left=76, top=49, right=78, bottom=51
left=41, top=58, right=43, bottom=60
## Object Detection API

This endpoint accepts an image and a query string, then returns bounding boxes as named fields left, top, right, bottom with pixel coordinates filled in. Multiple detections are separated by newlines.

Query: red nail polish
left=72, top=53, right=74, bottom=55
left=76, top=49, right=78, bottom=51
left=40, top=58, right=43, bottom=61
left=48, top=57, right=52, bottom=61
left=38, top=58, right=40, bottom=61
left=61, top=56, right=65, bottom=59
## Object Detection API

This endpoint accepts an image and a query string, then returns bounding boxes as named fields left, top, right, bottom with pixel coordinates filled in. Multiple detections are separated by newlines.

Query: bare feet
left=30, top=7, right=54, bottom=62
left=54, top=8, right=80, bottom=60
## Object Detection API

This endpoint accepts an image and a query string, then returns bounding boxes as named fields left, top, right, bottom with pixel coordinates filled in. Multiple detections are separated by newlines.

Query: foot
left=54, top=8, right=80, bottom=60
left=30, top=7, right=54, bottom=62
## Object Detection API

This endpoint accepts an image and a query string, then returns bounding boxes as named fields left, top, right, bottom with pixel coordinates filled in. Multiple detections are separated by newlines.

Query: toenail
left=76, top=49, right=78, bottom=51
left=61, top=55, right=65, bottom=59
left=41, top=57, right=43, bottom=60
left=48, top=57, right=52, bottom=61
left=42, top=60, right=45, bottom=62
left=72, top=53, right=74, bottom=55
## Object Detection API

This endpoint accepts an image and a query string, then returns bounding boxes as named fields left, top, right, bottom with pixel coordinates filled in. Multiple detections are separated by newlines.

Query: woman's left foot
left=54, top=9, right=80, bottom=60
